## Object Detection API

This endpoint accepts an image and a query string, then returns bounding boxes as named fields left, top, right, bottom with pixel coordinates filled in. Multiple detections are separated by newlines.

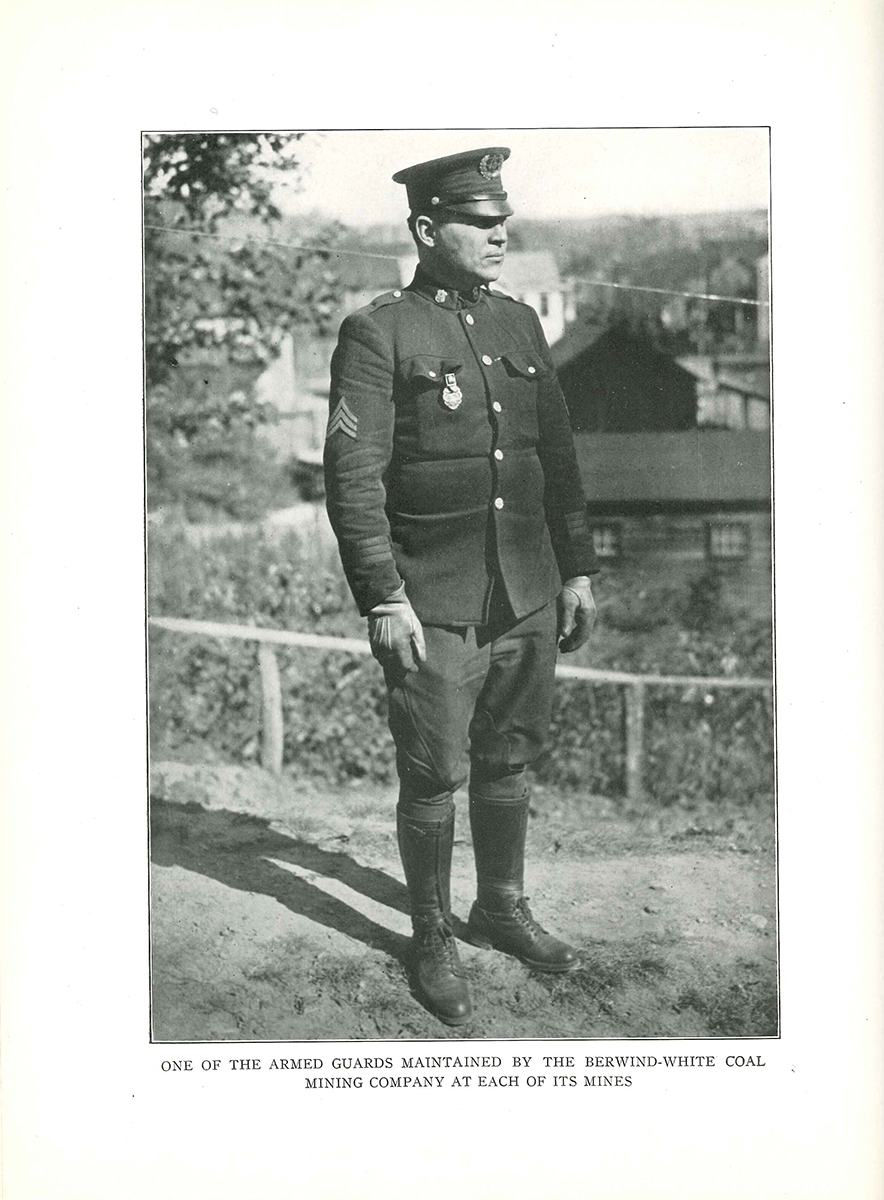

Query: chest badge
left=441, top=372, right=463, bottom=410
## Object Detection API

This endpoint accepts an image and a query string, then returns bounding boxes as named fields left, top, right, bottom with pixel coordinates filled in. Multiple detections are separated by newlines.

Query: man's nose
left=489, top=224, right=507, bottom=246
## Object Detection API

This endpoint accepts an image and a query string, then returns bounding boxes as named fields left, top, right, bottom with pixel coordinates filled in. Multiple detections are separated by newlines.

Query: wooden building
left=679, top=350, right=771, bottom=431
left=576, top=429, right=772, bottom=617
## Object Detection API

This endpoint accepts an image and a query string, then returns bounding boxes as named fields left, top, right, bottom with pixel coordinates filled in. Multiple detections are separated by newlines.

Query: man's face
left=428, top=213, right=509, bottom=289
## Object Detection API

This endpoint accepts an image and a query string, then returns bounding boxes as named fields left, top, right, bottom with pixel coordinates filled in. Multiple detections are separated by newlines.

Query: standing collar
left=407, top=265, right=486, bottom=311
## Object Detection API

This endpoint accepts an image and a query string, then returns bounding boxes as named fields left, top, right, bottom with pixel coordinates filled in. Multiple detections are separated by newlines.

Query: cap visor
left=442, top=198, right=514, bottom=218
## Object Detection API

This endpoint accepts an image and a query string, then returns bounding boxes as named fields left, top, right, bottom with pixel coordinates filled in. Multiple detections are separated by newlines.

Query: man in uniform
left=324, top=146, right=598, bottom=1026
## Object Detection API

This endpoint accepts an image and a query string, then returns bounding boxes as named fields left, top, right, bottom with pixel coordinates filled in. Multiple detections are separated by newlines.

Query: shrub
left=683, top=567, right=725, bottom=631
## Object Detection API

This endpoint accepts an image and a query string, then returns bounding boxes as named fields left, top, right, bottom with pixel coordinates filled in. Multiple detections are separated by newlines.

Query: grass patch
left=677, top=963, right=778, bottom=1037
left=533, top=943, right=669, bottom=1010
left=308, top=954, right=371, bottom=999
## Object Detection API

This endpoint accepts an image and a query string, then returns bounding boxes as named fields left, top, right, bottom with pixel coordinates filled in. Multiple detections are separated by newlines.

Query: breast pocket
left=499, top=351, right=549, bottom=442
left=397, top=356, right=480, bottom=458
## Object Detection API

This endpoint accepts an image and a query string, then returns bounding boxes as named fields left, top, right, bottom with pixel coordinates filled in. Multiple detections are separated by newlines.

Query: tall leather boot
left=467, top=787, right=580, bottom=973
left=397, top=803, right=472, bottom=1026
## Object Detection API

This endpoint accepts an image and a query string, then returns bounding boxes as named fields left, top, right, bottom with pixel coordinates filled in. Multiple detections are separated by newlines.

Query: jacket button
left=465, top=314, right=474, bottom=325
left=494, top=449, right=503, bottom=460
left=494, top=497, right=504, bottom=510
left=481, top=354, right=493, bottom=366
left=393, top=290, right=402, bottom=297
left=492, top=401, right=502, bottom=413
left=428, top=370, right=437, bottom=378
left=528, top=365, right=536, bottom=373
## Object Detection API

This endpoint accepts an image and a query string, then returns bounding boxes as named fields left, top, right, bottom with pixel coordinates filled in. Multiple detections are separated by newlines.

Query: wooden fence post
left=624, top=681, right=646, bottom=806
left=258, top=642, right=284, bottom=775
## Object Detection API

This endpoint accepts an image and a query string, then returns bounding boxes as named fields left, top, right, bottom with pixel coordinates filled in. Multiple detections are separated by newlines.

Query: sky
left=276, top=128, right=770, bottom=227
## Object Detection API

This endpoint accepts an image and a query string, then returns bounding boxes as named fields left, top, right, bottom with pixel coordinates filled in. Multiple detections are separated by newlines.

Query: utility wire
left=144, top=223, right=770, bottom=308
left=144, top=224, right=399, bottom=262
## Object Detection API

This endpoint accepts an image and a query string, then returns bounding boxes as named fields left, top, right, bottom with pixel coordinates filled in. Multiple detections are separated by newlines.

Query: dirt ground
left=150, top=762, right=778, bottom=1042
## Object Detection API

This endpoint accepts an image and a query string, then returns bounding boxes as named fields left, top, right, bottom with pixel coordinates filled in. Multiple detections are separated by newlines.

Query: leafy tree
left=143, top=133, right=340, bottom=516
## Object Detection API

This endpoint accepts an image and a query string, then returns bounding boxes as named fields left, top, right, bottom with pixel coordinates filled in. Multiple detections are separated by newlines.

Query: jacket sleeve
left=323, top=310, right=403, bottom=614
left=529, top=308, right=599, bottom=579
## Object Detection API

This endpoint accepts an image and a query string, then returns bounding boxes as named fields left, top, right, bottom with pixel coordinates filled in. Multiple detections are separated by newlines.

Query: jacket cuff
left=353, top=570, right=405, bottom=616
left=554, top=510, right=599, bottom=578
left=336, top=533, right=402, bottom=615
left=368, top=582, right=408, bottom=613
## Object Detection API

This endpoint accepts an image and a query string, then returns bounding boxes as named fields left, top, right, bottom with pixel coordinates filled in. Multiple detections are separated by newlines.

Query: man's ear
left=413, top=214, right=437, bottom=250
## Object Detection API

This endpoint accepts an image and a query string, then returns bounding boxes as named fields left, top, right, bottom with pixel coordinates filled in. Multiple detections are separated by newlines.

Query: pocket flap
left=500, top=351, right=548, bottom=379
left=399, top=356, right=463, bottom=385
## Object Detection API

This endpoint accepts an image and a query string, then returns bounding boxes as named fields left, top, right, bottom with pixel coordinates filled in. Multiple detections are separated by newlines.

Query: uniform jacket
left=324, top=266, right=598, bottom=626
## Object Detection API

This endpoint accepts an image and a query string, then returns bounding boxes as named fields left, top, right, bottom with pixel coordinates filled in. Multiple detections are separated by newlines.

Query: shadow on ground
left=151, top=798, right=415, bottom=962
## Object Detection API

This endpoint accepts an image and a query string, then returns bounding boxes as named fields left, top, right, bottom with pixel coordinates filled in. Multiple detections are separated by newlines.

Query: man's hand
left=368, top=583, right=427, bottom=676
left=557, top=576, right=597, bottom=653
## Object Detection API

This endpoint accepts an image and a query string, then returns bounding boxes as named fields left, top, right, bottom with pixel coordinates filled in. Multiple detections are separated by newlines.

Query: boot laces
left=512, top=896, right=548, bottom=936
left=432, top=926, right=465, bottom=976
left=416, top=920, right=463, bottom=973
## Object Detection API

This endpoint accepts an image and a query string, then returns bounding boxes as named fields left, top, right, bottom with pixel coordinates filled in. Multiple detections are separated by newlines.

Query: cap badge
left=478, top=153, right=504, bottom=180
left=441, top=373, right=463, bottom=410
left=435, top=288, right=448, bottom=304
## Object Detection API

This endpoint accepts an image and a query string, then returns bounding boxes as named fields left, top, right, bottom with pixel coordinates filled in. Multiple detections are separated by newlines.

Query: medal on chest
left=441, top=372, right=463, bottom=411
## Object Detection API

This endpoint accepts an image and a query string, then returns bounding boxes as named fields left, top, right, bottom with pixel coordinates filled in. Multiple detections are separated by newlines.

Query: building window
left=539, top=292, right=549, bottom=316
left=707, top=523, right=749, bottom=560
left=592, top=524, right=621, bottom=560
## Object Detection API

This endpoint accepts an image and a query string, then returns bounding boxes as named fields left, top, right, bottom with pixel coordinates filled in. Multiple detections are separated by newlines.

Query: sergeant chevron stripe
left=327, top=396, right=358, bottom=439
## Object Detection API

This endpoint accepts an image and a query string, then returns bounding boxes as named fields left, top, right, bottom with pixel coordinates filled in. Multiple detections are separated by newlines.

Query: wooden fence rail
left=148, top=615, right=773, bottom=804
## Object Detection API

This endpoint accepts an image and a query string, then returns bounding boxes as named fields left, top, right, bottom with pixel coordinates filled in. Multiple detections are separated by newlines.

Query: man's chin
left=478, top=259, right=505, bottom=282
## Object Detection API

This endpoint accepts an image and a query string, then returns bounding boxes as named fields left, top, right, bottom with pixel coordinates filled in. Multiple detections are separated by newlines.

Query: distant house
left=493, top=251, right=573, bottom=345
left=677, top=349, right=770, bottom=431
left=756, top=253, right=770, bottom=346
left=675, top=254, right=771, bottom=431
left=576, top=429, right=772, bottom=617
left=253, top=331, right=329, bottom=464
left=552, top=321, right=699, bottom=432
left=246, top=250, right=407, bottom=464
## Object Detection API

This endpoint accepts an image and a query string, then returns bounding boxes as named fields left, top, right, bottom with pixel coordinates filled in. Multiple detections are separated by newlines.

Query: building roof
left=550, top=320, right=605, bottom=369
left=553, top=322, right=700, bottom=432
left=678, top=354, right=771, bottom=400
left=576, top=430, right=771, bottom=505
left=715, top=370, right=771, bottom=401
